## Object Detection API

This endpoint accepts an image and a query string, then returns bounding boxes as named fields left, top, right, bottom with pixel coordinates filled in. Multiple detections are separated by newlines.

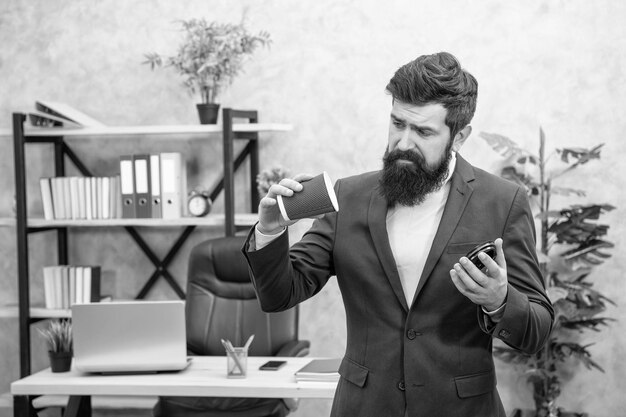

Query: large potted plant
left=481, top=130, right=615, bottom=417
left=144, top=16, right=271, bottom=124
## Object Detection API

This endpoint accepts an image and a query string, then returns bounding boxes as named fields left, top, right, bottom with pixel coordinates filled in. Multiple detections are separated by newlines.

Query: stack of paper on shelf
left=29, top=100, right=106, bottom=128
left=294, top=358, right=341, bottom=382
left=28, top=110, right=82, bottom=129
left=42, top=266, right=101, bottom=310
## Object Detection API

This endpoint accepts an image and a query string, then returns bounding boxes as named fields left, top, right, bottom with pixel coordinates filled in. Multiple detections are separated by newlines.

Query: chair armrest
left=275, top=340, right=310, bottom=357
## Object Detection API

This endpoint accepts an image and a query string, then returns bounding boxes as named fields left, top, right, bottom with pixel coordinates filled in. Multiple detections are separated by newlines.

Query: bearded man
left=243, top=52, right=554, bottom=417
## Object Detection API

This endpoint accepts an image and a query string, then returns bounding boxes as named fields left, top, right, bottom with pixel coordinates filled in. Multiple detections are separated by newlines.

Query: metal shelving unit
left=8, top=108, right=290, bottom=380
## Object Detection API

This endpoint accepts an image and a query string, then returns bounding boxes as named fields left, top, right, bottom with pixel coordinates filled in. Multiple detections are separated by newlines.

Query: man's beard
left=379, top=144, right=453, bottom=206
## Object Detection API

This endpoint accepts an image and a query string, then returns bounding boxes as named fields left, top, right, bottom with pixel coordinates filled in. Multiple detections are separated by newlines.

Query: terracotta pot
left=48, top=350, right=72, bottom=373
left=196, top=103, right=220, bottom=124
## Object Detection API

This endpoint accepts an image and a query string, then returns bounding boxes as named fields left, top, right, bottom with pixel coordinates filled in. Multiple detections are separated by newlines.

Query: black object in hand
left=466, top=241, right=497, bottom=270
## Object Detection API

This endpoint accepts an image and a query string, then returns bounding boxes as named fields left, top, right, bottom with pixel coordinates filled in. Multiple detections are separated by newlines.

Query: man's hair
left=385, top=52, right=478, bottom=139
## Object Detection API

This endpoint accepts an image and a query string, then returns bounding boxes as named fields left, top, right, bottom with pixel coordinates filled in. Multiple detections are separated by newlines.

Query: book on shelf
left=34, top=100, right=106, bottom=127
left=69, top=176, right=79, bottom=220
left=77, top=177, right=86, bottom=219
left=42, top=265, right=101, bottom=310
left=39, top=178, right=54, bottom=220
left=62, top=176, right=71, bottom=219
left=294, top=358, right=341, bottom=382
left=50, top=177, right=65, bottom=219
left=102, top=176, right=111, bottom=219
left=86, top=177, right=94, bottom=220
left=96, top=177, right=103, bottom=219
left=39, top=176, right=121, bottom=220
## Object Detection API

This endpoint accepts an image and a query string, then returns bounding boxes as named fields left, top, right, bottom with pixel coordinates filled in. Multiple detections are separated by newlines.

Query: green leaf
left=500, top=166, right=541, bottom=196
left=550, top=186, right=586, bottom=197
left=560, top=239, right=614, bottom=260
left=548, top=205, right=615, bottom=245
left=547, top=286, right=569, bottom=302
left=560, top=317, right=616, bottom=332
left=535, top=210, right=567, bottom=220
left=551, top=342, right=605, bottom=372
left=493, top=346, right=534, bottom=366
left=557, top=144, right=604, bottom=165
left=479, top=132, right=536, bottom=160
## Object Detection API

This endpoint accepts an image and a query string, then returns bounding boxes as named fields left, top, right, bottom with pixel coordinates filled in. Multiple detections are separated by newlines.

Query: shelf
left=32, top=394, right=157, bottom=410
left=0, top=123, right=291, bottom=138
left=0, top=306, right=71, bottom=319
left=0, top=213, right=259, bottom=228
left=1, top=299, right=171, bottom=319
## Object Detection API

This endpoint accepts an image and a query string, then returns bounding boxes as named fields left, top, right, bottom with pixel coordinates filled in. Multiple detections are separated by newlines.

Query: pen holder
left=226, top=347, right=248, bottom=378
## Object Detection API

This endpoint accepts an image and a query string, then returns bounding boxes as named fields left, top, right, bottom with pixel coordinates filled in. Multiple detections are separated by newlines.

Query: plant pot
left=48, top=350, right=72, bottom=373
left=196, top=103, right=220, bottom=124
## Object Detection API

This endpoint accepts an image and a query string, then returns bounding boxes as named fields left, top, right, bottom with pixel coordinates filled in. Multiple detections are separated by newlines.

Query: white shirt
left=386, top=153, right=456, bottom=306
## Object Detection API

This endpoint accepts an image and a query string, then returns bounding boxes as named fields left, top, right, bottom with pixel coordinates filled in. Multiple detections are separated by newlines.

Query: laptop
left=72, top=301, right=188, bottom=373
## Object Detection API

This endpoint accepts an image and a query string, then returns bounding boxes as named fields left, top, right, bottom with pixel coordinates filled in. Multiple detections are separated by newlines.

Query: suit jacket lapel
left=410, top=155, right=475, bottom=308
left=368, top=186, right=410, bottom=313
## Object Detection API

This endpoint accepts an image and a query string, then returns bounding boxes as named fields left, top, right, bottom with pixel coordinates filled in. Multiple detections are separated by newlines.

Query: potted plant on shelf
left=144, top=16, right=271, bottom=124
left=39, top=319, right=73, bottom=372
left=481, top=130, right=615, bottom=417
left=256, top=166, right=291, bottom=198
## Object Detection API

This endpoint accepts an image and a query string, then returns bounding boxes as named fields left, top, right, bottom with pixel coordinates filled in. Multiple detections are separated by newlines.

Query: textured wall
left=1, top=0, right=625, bottom=416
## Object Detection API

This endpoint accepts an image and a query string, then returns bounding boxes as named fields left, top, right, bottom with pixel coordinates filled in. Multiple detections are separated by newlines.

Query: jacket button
left=499, top=329, right=511, bottom=339
left=407, top=329, right=421, bottom=339
left=398, top=380, right=405, bottom=391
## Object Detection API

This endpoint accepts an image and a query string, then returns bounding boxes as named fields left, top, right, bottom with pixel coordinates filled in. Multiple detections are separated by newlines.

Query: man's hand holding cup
left=257, top=172, right=339, bottom=235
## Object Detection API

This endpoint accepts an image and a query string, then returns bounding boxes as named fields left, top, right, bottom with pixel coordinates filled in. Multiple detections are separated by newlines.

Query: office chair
left=154, top=236, right=310, bottom=417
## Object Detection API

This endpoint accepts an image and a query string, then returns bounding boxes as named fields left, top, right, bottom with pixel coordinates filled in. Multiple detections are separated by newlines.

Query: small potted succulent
left=39, top=319, right=73, bottom=372
left=144, top=16, right=271, bottom=124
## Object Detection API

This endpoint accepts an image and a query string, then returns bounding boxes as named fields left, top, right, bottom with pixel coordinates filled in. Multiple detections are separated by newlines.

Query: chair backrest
left=185, top=236, right=299, bottom=356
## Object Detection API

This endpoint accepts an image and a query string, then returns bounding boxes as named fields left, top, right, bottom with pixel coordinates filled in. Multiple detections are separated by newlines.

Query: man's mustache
left=384, top=149, right=426, bottom=172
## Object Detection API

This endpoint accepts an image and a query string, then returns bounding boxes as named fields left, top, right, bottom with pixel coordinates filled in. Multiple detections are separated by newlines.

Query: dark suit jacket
left=243, top=155, right=554, bottom=417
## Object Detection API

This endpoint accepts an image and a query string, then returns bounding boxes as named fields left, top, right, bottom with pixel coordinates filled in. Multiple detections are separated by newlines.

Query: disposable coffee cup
left=277, top=172, right=339, bottom=221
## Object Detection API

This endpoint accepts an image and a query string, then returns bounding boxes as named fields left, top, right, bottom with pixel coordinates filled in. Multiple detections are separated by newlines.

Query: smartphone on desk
left=259, top=360, right=287, bottom=371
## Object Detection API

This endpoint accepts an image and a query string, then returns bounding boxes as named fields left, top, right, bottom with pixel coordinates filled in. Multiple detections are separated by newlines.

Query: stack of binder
left=120, top=152, right=187, bottom=219
left=42, top=265, right=101, bottom=309
left=40, top=176, right=121, bottom=220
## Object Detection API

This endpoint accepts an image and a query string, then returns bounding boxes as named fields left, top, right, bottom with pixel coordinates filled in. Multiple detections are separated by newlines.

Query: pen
left=243, top=334, right=255, bottom=350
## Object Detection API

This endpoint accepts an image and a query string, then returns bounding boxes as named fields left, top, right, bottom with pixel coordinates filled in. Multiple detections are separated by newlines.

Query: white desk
left=11, top=356, right=337, bottom=417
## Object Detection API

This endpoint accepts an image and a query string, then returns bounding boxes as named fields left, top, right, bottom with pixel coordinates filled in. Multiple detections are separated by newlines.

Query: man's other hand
left=449, top=238, right=508, bottom=311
